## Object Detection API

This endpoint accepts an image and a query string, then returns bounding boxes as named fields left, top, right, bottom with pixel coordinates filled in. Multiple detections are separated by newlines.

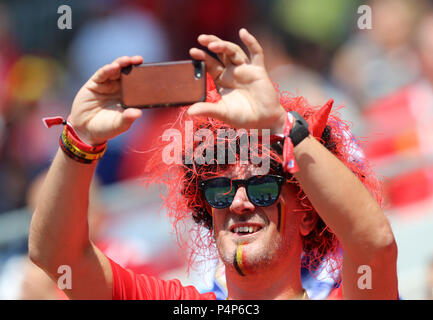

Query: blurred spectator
left=269, top=0, right=359, bottom=71
left=331, top=0, right=423, bottom=108
left=0, top=3, right=19, bottom=122
left=3, top=0, right=103, bottom=57
left=252, top=25, right=365, bottom=136
left=0, top=4, right=20, bottom=212
left=361, top=11, right=433, bottom=211
left=68, top=5, right=169, bottom=85
left=0, top=54, right=66, bottom=213
left=136, top=0, right=254, bottom=60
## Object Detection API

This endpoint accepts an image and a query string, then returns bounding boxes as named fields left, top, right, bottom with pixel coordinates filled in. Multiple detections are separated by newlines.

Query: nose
left=229, top=186, right=255, bottom=215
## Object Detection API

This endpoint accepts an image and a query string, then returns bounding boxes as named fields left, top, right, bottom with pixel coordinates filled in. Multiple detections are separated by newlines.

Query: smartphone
left=120, top=60, right=206, bottom=108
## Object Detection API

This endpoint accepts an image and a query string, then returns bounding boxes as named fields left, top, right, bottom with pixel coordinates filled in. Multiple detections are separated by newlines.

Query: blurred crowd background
left=0, top=0, right=433, bottom=300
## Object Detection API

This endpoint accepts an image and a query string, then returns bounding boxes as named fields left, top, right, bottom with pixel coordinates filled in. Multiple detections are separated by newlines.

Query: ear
left=298, top=211, right=319, bottom=236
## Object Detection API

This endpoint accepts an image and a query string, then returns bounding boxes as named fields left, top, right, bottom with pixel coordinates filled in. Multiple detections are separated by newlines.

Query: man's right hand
left=28, top=56, right=146, bottom=300
left=69, top=56, right=144, bottom=145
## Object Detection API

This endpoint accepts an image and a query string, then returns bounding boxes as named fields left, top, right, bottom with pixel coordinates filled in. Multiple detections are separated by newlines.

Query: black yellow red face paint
left=233, top=244, right=247, bottom=276
left=221, top=200, right=287, bottom=277
left=211, top=207, right=216, bottom=234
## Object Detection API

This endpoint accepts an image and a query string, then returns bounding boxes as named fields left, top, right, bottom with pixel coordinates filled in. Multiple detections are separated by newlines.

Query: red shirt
left=109, top=256, right=349, bottom=300
left=109, top=257, right=216, bottom=300
left=109, top=257, right=349, bottom=300
left=109, top=257, right=401, bottom=300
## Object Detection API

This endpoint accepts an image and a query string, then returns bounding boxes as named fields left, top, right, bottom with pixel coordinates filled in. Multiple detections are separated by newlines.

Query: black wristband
left=288, top=111, right=310, bottom=147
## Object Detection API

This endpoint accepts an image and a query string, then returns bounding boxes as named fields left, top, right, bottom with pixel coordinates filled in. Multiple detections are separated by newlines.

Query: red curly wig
left=144, top=74, right=383, bottom=277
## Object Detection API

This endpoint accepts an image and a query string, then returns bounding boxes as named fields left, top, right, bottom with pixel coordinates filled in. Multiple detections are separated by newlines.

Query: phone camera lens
left=193, top=60, right=203, bottom=79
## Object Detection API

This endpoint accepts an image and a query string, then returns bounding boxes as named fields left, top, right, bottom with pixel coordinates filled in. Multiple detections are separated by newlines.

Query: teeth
left=233, top=226, right=259, bottom=234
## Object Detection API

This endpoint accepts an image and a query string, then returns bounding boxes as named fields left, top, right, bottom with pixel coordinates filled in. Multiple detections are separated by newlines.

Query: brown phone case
left=120, top=60, right=206, bottom=108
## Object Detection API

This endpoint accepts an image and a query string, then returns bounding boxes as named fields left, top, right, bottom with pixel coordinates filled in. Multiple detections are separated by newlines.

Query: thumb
left=187, top=101, right=226, bottom=121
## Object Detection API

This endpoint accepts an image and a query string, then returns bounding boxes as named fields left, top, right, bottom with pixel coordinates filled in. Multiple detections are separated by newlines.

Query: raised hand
left=188, top=28, right=287, bottom=134
left=69, top=56, right=144, bottom=145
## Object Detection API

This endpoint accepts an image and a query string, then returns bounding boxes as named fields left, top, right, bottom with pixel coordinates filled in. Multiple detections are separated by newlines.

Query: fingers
left=113, top=55, right=143, bottom=67
left=109, top=55, right=143, bottom=80
left=197, top=34, right=249, bottom=66
left=208, top=41, right=249, bottom=66
left=92, top=56, right=143, bottom=83
left=239, top=28, right=264, bottom=67
left=196, top=29, right=264, bottom=68
left=197, top=34, right=223, bottom=49
left=198, top=34, right=231, bottom=67
left=91, top=63, right=119, bottom=84
left=187, top=101, right=227, bottom=121
left=189, top=48, right=224, bottom=80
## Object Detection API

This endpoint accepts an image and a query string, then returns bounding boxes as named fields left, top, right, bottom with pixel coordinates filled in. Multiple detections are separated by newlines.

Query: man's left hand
left=188, top=28, right=286, bottom=134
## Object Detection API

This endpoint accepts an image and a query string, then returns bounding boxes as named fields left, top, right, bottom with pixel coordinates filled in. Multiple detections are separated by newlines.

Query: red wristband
left=270, top=112, right=299, bottom=174
left=282, top=112, right=299, bottom=173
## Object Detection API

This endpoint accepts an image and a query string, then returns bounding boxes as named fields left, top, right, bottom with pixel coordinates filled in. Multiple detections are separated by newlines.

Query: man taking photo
left=29, top=28, right=398, bottom=300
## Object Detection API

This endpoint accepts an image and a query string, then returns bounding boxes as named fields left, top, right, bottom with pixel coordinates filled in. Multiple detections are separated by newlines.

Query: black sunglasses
left=198, top=175, right=285, bottom=209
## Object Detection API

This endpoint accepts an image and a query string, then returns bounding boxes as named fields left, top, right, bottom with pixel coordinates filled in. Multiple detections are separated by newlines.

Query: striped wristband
left=43, top=116, right=107, bottom=164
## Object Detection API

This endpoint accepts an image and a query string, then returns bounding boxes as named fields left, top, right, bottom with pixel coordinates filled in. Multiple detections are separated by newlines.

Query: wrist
left=270, top=111, right=310, bottom=174
left=288, top=111, right=310, bottom=147
left=68, top=116, right=106, bottom=146
left=58, top=146, right=98, bottom=167
left=59, top=125, right=107, bottom=164
left=271, top=112, right=310, bottom=145
left=42, top=115, right=107, bottom=164
left=269, top=107, right=287, bottom=135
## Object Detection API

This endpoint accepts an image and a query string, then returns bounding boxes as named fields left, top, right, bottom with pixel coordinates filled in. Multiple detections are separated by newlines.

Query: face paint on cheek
left=210, top=208, right=216, bottom=231
left=277, top=200, right=286, bottom=234
left=211, top=208, right=217, bottom=235
left=233, top=244, right=248, bottom=276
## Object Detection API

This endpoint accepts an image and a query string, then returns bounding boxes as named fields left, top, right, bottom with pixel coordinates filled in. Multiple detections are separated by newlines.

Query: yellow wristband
left=61, top=130, right=106, bottom=160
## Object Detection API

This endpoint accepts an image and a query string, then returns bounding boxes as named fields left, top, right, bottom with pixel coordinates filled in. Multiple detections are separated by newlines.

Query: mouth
left=229, top=223, right=264, bottom=236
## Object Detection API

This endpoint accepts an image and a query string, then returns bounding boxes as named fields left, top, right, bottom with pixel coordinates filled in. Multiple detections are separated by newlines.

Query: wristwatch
left=288, top=111, right=310, bottom=146
left=271, top=111, right=310, bottom=154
